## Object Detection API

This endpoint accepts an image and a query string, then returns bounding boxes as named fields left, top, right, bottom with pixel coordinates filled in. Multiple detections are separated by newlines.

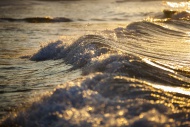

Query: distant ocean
left=0, top=0, right=190, bottom=126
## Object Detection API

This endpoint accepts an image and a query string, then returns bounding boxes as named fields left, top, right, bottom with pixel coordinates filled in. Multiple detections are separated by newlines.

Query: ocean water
left=0, top=0, right=190, bottom=126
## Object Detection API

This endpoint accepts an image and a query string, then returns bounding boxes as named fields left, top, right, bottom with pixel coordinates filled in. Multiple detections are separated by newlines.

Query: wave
left=1, top=73, right=190, bottom=126
left=29, top=31, right=190, bottom=85
left=116, top=21, right=189, bottom=63
left=0, top=17, right=73, bottom=23
left=31, top=35, right=114, bottom=68
left=1, top=11, right=190, bottom=127
left=28, top=18, right=190, bottom=89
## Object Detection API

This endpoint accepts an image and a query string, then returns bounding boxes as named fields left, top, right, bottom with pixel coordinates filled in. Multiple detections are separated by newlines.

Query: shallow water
left=0, top=0, right=190, bottom=126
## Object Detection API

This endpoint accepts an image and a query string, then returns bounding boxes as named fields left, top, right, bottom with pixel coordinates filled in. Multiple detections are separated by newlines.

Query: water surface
left=0, top=0, right=190, bottom=126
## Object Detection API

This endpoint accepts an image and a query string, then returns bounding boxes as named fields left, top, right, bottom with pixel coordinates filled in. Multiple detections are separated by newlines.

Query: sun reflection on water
left=152, top=83, right=190, bottom=96
left=164, top=1, right=190, bottom=11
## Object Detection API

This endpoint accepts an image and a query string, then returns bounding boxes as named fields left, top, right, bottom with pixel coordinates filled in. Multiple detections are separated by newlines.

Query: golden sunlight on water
left=164, top=1, right=190, bottom=11
left=152, top=84, right=190, bottom=96
left=141, top=58, right=190, bottom=96
left=142, top=58, right=175, bottom=73
left=114, top=76, right=190, bottom=96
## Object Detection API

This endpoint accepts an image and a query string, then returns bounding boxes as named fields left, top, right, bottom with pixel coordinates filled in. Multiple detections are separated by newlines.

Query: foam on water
left=1, top=73, right=190, bottom=126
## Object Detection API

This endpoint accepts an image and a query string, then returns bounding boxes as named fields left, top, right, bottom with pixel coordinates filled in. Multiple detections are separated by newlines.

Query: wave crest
left=31, top=35, right=113, bottom=68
